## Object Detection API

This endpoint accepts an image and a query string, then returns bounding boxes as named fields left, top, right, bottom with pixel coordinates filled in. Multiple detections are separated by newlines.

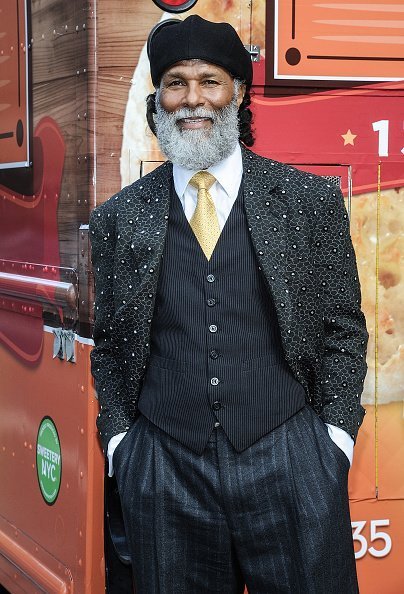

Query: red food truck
left=0, top=0, right=403, bottom=592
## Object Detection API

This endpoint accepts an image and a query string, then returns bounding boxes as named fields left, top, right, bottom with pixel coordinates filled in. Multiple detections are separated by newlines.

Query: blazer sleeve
left=89, top=203, right=137, bottom=453
left=313, top=185, right=368, bottom=441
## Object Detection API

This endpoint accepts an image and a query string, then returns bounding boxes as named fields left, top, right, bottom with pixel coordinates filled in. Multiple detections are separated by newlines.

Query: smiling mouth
left=177, top=117, right=213, bottom=129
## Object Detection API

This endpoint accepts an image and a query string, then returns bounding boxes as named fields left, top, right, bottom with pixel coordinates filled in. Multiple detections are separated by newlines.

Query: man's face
left=154, top=60, right=245, bottom=170
left=159, top=60, right=245, bottom=130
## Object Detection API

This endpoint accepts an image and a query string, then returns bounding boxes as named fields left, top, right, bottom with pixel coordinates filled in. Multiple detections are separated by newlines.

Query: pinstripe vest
left=138, top=182, right=306, bottom=453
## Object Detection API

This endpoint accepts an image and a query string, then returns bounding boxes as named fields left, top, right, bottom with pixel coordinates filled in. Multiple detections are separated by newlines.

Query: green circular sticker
left=36, top=417, right=62, bottom=505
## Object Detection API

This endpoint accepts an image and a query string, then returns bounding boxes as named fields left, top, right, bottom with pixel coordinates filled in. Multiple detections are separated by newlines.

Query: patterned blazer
left=90, top=146, right=368, bottom=453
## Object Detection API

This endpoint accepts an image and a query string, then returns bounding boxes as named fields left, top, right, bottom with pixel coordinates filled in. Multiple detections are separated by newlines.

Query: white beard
left=154, top=85, right=241, bottom=170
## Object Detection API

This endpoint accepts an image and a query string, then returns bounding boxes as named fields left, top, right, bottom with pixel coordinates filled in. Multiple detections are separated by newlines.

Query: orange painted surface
left=347, top=406, right=404, bottom=591
left=0, top=331, right=105, bottom=593
left=351, top=499, right=404, bottom=594
left=0, top=0, right=29, bottom=166
left=275, top=0, right=404, bottom=80
left=377, top=403, right=404, bottom=499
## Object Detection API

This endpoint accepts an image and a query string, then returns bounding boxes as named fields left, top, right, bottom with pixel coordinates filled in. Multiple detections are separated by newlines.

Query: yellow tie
left=189, top=171, right=220, bottom=260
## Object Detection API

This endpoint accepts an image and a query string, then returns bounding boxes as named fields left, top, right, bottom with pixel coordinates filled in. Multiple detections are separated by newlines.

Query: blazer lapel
left=114, top=162, right=172, bottom=326
left=242, top=148, right=294, bottom=354
left=130, top=162, right=172, bottom=283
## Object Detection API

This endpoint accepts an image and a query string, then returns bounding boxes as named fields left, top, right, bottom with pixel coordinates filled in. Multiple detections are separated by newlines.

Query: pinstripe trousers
left=113, top=406, right=358, bottom=594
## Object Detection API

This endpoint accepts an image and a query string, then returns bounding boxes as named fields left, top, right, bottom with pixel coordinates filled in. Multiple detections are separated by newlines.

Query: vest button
left=209, top=324, right=217, bottom=333
left=207, top=298, right=216, bottom=307
left=210, top=378, right=220, bottom=386
left=210, top=349, right=219, bottom=359
left=207, top=274, right=215, bottom=283
left=212, top=400, right=221, bottom=410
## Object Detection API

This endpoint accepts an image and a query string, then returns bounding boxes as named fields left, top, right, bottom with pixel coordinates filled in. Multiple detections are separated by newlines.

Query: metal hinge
left=244, top=44, right=260, bottom=62
left=53, top=328, right=76, bottom=363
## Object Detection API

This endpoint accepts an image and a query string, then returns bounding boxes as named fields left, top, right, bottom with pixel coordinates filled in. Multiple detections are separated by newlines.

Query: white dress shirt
left=173, top=143, right=243, bottom=229
left=107, top=145, right=354, bottom=475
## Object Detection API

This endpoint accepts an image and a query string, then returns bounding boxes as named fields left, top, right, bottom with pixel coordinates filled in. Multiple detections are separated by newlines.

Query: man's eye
left=204, top=79, right=218, bottom=85
left=168, top=80, right=184, bottom=87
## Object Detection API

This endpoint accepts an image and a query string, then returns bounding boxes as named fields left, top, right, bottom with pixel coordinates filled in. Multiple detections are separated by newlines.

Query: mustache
left=174, top=107, right=215, bottom=121
left=167, top=106, right=234, bottom=126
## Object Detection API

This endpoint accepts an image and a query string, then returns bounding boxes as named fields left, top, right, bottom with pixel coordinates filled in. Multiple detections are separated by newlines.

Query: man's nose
left=182, top=83, right=205, bottom=108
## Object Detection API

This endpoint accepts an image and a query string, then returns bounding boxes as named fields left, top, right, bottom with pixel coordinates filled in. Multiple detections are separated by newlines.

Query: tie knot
left=189, top=171, right=216, bottom=192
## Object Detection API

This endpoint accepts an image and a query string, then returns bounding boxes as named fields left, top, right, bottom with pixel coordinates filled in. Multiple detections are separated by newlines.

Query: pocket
left=325, top=433, right=350, bottom=471
left=310, top=408, right=350, bottom=472
left=113, top=416, right=141, bottom=467
left=113, top=433, right=129, bottom=463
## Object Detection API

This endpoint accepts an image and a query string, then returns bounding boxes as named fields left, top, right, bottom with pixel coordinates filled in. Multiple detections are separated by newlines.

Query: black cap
left=148, top=15, right=253, bottom=87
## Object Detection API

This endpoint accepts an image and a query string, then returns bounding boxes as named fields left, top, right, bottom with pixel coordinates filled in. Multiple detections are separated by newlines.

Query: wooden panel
left=93, top=0, right=161, bottom=202
left=29, top=0, right=90, bottom=274
left=0, top=0, right=30, bottom=168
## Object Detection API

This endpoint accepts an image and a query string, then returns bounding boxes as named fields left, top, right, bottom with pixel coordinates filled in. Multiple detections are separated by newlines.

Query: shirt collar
left=173, top=143, right=243, bottom=198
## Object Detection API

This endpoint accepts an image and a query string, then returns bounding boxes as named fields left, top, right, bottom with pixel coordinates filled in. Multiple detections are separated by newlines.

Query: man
left=90, top=15, right=368, bottom=593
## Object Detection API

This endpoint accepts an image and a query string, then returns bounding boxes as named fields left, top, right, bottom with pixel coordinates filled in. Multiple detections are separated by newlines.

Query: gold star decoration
left=341, top=129, right=357, bottom=146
